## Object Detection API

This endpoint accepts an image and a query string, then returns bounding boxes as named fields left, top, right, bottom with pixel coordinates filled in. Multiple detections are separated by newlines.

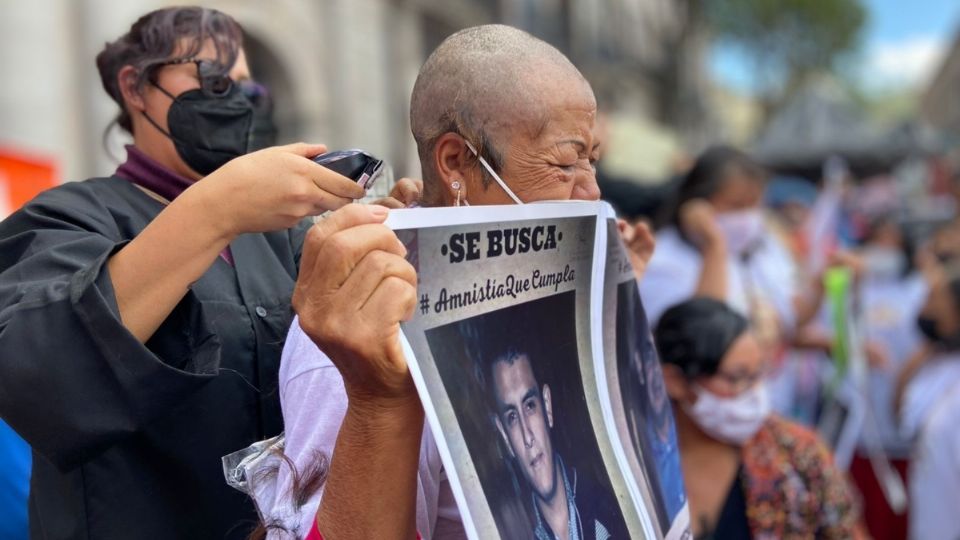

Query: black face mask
left=917, top=316, right=941, bottom=343
left=917, top=315, right=960, bottom=349
left=143, top=82, right=277, bottom=176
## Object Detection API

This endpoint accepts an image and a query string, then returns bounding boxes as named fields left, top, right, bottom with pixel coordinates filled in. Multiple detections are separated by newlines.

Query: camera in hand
left=312, top=149, right=384, bottom=191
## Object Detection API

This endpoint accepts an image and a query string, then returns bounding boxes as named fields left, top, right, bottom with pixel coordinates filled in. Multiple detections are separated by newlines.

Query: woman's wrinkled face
left=467, top=77, right=601, bottom=204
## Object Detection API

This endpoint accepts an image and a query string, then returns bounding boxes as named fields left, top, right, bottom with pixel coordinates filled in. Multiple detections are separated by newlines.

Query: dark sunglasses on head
left=153, top=57, right=270, bottom=106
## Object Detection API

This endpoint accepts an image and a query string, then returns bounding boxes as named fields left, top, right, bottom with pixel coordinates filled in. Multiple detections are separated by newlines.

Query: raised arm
left=293, top=204, right=421, bottom=539
left=109, top=143, right=364, bottom=342
left=679, top=200, right=728, bottom=301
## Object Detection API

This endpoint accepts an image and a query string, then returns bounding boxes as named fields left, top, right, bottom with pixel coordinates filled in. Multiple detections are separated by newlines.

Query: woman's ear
left=432, top=132, right=476, bottom=203
left=662, top=363, right=692, bottom=403
left=117, top=65, right=145, bottom=113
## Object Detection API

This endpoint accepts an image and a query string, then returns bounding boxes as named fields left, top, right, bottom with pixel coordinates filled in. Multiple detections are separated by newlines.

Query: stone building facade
left=0, top=0, right=712, bottom=189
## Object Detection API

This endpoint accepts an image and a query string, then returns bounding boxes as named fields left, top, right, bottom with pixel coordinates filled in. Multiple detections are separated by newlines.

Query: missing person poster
left=387, top=203, right=691, bottom=540
left=598, top=218, right=691, bottom=540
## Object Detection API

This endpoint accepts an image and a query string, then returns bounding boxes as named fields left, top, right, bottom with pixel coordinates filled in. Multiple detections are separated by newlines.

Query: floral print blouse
left=741, top=416, right=865, bottom=539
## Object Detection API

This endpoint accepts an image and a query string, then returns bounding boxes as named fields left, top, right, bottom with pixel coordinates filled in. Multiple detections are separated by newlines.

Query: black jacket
left=0, top=177, right=310, bottom=539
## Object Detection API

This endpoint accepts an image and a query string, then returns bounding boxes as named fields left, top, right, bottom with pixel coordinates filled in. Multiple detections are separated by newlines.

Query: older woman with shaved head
left=247, top=25, right=655, bottom=539
left=408, top=25, right=601, bottom=206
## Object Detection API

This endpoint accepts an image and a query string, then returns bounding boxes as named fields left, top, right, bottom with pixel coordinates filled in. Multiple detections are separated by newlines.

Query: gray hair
left=410, top=24, right=588, bottom=203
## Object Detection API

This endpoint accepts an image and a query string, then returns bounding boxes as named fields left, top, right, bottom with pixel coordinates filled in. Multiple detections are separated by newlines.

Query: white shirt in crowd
left=640, top=226, right=798, bottom=328
left=247, top=316, right=465, bottom=539
left=901, top=354, right=960, bottom=540
left=859, top=274, right=926, bottom=456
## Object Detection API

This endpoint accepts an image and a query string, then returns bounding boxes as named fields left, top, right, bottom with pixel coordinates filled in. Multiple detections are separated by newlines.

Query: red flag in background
left=0, top=146, right=59, bottom=219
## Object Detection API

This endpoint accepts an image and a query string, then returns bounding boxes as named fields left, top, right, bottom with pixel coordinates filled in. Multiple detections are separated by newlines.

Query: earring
left=452, top=180, right=462, bottom=207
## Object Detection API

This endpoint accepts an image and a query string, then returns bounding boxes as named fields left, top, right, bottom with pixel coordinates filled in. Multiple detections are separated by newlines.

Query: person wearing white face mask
left=640, top=147, right=856, bottom=425
left=640, top=146, right=803, bottom=345
left=654, top=297, right=864, bottom=539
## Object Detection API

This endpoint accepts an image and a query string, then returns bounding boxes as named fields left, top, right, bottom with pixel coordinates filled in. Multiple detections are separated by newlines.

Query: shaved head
left=410, top=24, right=593, bottom=202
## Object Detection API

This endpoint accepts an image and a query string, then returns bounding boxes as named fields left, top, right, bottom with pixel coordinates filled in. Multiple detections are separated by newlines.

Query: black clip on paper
left=311, top=149, right=385, bottom=191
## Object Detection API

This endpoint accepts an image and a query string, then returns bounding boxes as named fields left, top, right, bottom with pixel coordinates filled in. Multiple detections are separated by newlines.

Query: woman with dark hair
left=0, top=7, right=416, bottom=539
left=654, top=297, right=863, bottom=539
left=640, top=147, right=799, bottom=337
left=639, top=146, right=852, bottom=421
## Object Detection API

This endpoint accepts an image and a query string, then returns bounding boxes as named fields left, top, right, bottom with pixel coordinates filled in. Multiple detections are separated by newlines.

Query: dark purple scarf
left=116, top=145, right=234, bottom=265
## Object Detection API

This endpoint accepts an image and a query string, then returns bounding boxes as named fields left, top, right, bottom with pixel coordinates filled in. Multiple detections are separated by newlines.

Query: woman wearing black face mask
left=894, top=263, right=960, bottom=539
left=0, top=7, right=378, bottom=540
left=895, top=262, right=960, bottom=409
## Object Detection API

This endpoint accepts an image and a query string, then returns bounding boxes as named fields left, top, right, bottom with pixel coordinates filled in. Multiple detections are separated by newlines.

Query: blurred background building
left=0, top=0, right=715, bottom=199
left=923, top=29, right=960, bottom=139
left=1, top=0, right=959, bottom=213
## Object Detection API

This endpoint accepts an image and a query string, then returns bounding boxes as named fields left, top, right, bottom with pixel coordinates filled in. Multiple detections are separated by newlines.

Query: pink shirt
left=258, top=317, right=465, bottom=539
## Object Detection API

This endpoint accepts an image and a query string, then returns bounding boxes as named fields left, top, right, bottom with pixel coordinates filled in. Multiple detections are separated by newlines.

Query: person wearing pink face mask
left=654, top=298, right=864, bottom=539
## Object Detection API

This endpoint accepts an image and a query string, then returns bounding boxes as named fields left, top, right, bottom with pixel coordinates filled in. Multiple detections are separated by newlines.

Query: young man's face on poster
left=491, top=353, right=558, bottom=502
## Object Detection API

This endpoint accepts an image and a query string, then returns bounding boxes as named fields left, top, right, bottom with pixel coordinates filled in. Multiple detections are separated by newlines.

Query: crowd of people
left=0, top=5, right=958, bottom=540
